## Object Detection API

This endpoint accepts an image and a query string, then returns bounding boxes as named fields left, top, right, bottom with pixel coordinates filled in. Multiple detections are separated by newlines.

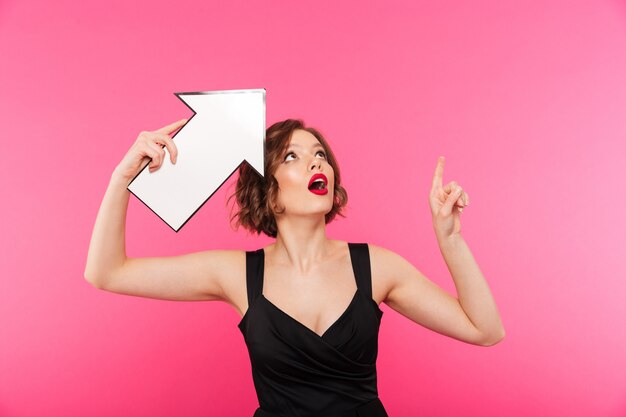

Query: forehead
left=289, top=129, right=323, bottom=148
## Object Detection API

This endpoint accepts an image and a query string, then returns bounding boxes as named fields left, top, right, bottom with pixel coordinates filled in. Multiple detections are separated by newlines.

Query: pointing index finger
left=431, top=156, right=445, bottom=191
left=156, top=118, right=188, bottom=135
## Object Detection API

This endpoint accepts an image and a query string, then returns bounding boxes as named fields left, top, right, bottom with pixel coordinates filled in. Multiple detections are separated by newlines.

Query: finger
left=144, top=142, right=165, bottom=170
left=149, top=132, right=178, bottom=164
left=457, top=191, right=469, bottom=207
left=155, top=118, right=188, bottom=135
left=441, top=179, right=469, bottom=206
left=164, top=139, right=178, bottom=164
left=441, top=185, right=463, bottom=216
left=142, top=148, right=159, bottom=171
left=148, top=152, right=162, bottom=171
left=431, top=156, right=445, bottom=193
left=455, top=191, right=469, bottom=207
left=442, top=181, right=459, bottom=195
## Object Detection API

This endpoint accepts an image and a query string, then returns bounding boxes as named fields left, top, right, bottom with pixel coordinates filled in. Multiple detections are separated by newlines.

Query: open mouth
left=308, top=173, right=328, bottom=195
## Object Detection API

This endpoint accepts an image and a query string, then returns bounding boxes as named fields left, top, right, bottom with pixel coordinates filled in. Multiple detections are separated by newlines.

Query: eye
left=316, top=150, right=326, bottom=159
left=284, top=152, right=296, bottom=162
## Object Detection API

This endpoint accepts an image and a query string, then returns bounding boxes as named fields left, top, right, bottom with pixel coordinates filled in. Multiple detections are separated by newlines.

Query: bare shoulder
left=206, top=249, right=248, bottom=315
left=367, top=243, right=408, bottom=273
left=368, top=243, right=426, bottom=304
left=367, top=243, right=414, bottom=303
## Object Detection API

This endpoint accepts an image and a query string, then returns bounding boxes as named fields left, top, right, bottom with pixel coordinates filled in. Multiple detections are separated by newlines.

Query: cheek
left=275, top=169, right=301, bottom=193
left=327, top=166, right=335, bottom=186
left=278, top=172, right=298, bottom=190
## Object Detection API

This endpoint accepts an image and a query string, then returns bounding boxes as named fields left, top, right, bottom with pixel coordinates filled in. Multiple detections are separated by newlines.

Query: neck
left=272, top=214, right=330, bottom=273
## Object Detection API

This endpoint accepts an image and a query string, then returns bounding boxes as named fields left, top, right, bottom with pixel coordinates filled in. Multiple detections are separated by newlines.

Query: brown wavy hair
left=228, top=119, right=348, bottom=238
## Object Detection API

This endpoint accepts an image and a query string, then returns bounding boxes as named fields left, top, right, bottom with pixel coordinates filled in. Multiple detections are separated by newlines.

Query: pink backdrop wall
left=1, top=0, right=626, bottom=416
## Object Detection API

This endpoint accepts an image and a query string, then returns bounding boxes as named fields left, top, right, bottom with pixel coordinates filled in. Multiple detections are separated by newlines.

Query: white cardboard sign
left=127, top=88, right=266, bottom=231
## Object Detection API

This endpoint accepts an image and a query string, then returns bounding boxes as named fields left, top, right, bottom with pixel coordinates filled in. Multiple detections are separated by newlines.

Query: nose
left=309, top=158, right=322, bottom=171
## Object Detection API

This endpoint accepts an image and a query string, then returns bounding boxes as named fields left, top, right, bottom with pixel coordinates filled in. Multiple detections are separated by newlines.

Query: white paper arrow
left=127, top=88, right=266, bottom=232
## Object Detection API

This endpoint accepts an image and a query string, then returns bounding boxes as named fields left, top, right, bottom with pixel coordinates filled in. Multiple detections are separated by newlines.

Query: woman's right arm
left=83, top=119, right=245, bottom=302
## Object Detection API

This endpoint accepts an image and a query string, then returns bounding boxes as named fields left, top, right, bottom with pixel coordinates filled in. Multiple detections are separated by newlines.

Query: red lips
left=308, top=173, right=328, bottom=195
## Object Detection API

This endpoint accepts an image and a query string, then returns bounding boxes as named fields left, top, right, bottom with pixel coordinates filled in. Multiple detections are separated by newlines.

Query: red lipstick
left=308, top=173, right=328, bottom=195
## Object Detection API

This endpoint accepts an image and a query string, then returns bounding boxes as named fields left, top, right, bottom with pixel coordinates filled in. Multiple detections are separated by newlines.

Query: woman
left=85, top=118, right=505, bottom=417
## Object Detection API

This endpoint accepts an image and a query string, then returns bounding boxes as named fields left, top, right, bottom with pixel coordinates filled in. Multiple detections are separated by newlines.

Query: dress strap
left=348, top=243, right=372, bottom=299
left=245, top=249, right=264, bottom=307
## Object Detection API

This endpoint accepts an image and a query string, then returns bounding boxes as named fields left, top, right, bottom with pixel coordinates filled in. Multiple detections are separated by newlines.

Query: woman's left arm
left=436, top=234, right=505, bottom=346
left=374, top=156, right=505, bottom=347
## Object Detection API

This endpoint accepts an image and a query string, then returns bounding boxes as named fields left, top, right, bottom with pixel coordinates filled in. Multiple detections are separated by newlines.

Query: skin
left=84, top=119, right=505, bottom=347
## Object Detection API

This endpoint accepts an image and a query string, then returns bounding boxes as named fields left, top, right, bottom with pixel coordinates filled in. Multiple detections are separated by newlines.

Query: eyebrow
left=287, top=143, right=325, bottom=150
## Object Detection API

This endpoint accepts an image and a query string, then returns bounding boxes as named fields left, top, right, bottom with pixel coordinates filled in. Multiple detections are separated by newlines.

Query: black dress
left=238, top=243, right=389, bottom=417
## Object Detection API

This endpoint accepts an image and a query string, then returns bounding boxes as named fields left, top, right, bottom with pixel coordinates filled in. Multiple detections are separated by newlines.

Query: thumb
left=440, top=186, right=462, bottom=216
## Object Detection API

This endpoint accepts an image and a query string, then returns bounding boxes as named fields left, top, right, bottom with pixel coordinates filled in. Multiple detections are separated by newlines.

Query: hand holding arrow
left=114, top=118, right=187, bottom=182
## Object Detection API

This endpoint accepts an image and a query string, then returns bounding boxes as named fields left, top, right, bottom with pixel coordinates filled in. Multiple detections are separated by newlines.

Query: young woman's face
left=273, top=129, right=335, bottom=219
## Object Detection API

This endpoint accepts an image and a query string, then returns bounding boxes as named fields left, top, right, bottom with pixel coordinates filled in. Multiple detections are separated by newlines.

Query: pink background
left=1, top=0, right=626, bottom=416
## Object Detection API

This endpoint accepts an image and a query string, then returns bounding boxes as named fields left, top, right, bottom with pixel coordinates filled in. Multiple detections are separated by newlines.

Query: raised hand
left=113, top=118, right=187, bottom=182
left=429, top=156, right=470, bottom=240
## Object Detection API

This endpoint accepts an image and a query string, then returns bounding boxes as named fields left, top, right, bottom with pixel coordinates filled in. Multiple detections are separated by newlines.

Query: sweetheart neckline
left=237, top=244, right=385, bottom=334
left=260, top=289, right=360, bottom=339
